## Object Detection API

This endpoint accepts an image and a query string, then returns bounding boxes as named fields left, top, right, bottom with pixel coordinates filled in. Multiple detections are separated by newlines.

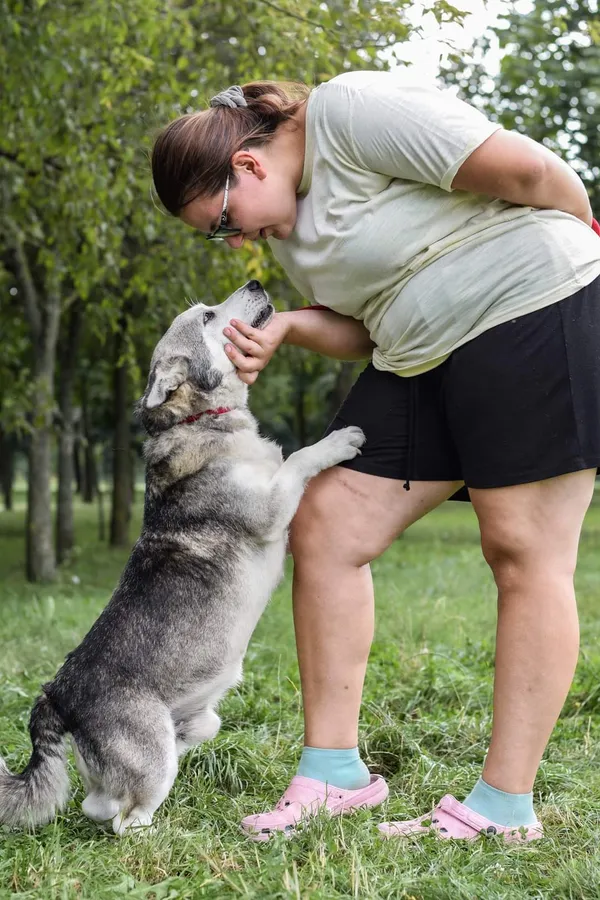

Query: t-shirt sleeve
left=348, top=77, right=502, bottom=192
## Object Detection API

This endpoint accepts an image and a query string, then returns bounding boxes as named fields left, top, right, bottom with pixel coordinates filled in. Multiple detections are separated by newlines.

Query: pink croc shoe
left=379, top=794, right=543, bottom=843
left=241, top=774, right=389, bottom=842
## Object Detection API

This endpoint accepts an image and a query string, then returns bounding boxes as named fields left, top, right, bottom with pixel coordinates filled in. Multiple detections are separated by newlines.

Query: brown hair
left=152, top=81, right=311, bottom=216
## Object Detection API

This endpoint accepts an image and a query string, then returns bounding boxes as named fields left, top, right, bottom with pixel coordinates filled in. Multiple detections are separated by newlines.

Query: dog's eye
left=203, top=310, right=216, bottom=325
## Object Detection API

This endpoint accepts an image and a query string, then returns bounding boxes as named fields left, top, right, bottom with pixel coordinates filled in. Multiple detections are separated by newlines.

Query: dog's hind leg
left=112, top=743, right=178, bottom=836
left=175, top=708, right=221, bottom=756
left=110, top=713, right=179, bottom=836
left=73, top=739, right=122, bottom=825
left=75, top=702, right=178, bottom=836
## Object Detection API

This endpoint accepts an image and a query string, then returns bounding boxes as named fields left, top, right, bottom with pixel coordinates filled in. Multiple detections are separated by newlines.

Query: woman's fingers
left=223, top=341, right=260, bottom=385
left=224, top=342, right=262, bottom=372
left=223, top=314, right=286, bottom=384
left=223, top=325, right=264, bottom=358
left=238, top=370, right=259, bottom=385
left=229, top=318, right=264, bottom=345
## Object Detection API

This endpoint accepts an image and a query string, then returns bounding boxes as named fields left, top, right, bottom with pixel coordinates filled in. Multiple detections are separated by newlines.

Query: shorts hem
left=338, top=457, right=600, bottom=488
left=465, top=457, right=600, bottom=490
left=337, top=458, right=462, bottom=483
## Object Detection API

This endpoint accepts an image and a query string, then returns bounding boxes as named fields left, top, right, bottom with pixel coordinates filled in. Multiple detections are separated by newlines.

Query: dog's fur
left=0, top=281, right=364, bottom=834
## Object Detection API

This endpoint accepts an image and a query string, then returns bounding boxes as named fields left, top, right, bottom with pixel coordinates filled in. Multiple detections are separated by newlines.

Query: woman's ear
left=231, top=150, right=267, bottom=179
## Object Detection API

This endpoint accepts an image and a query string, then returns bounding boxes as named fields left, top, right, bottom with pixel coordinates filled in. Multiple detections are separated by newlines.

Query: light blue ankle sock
left=297, top=746, right=371, bottom=790
left=463, top=777, right=536, bottom=826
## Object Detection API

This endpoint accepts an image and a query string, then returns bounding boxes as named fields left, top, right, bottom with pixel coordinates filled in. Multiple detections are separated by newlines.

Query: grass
left=1, top=490, right=600, bottom=899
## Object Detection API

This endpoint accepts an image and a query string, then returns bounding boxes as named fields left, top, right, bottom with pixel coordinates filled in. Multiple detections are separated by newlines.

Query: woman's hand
left=223, top=312, right=290, bottom=385
left=224, top=307, right=375, bottom=385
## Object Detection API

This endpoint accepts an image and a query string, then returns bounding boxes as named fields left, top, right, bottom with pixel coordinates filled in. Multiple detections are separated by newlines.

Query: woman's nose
left=226, top=234, right=245, bottom=250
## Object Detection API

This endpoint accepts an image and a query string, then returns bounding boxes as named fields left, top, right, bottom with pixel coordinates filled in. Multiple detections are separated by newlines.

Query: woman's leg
left=470, top=468, right=596, bottom=795
left=241, top=468, right=462, bottom=840
left=379, top=468, right=596, bottom=841
left=289, top=467, right=462, bottom=750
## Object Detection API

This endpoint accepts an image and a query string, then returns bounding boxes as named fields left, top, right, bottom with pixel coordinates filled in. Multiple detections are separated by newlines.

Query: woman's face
left=180, top=146, right=300, bottom=248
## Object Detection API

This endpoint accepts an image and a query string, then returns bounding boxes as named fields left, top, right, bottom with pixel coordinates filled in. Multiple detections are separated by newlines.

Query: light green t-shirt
left=268, top=70, right=600, bottom=376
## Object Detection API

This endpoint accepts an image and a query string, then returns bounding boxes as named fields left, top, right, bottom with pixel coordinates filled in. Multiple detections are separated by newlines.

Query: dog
left=0, top=280, right=364, bottom=835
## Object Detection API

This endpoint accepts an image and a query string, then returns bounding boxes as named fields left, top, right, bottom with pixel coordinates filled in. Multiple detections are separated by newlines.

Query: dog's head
left=139, top=280, right=274, bottom=435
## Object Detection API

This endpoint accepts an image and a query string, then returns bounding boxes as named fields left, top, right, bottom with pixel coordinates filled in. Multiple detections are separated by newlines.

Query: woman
left=152, top=72, right=600, bottom=842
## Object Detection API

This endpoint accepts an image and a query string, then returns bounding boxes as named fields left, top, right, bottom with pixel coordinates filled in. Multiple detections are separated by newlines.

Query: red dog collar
left=178, top=407, right=231, bottom=425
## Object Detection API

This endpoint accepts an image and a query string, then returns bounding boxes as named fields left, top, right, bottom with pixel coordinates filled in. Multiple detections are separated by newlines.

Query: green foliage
left=0, top=304, right=31, bottom=435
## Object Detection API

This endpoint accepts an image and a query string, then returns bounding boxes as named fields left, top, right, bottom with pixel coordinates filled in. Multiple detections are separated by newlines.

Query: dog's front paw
left=314, top=426, right=366, bottom=469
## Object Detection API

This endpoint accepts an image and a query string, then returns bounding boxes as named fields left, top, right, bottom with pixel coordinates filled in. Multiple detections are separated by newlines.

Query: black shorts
left=325, top=276, right=600, bottom=499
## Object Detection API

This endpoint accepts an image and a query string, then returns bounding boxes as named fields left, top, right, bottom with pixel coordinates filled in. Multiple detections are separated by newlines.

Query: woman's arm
left=224, top=308, right=374, bottom=385
left=451, top=129, right=593, bottom=226
left=279, top=308, right=374, bottom=359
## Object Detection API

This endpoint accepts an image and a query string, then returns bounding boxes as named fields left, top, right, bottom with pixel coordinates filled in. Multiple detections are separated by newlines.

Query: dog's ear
left=143, top=356, right=189, bottom=410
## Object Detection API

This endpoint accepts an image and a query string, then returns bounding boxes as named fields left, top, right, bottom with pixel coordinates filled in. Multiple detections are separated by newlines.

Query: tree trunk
left=56, top=301, right=83, bottom=563
left=110, top=321, right=132, bottom=547
left=12, top=234, right=60, bottom=583
left=0, top=430, right=16, bottom=511
left=26, top=417, right=56, bottom=581
left=26, top=347, right=59, bottom=582
left=73, top=434, right=82, bottom=496
left=79, top=378, right=96, bottom=503
left=26, top=312, right=60, bottom=582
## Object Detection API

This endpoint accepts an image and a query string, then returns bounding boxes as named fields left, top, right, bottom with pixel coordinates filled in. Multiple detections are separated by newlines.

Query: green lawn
left=1, top=492, right=600, bottom=899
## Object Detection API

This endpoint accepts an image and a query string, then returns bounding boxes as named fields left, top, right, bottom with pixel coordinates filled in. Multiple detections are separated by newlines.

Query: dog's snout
left=247, top=280, right=262, bottom=292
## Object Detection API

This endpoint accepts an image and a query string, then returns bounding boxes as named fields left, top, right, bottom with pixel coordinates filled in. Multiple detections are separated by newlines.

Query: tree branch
left=253, top=0, right=407, bottom=52
left=254, top=0, right=337, bottom=34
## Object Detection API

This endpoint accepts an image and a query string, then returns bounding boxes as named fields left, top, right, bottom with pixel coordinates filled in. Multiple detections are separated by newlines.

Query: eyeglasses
left=206, top=173, right=243, bottom=241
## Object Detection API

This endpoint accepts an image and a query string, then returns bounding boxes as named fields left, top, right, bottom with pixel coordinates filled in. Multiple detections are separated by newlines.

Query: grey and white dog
left=0, top=280, right=364, bottom=835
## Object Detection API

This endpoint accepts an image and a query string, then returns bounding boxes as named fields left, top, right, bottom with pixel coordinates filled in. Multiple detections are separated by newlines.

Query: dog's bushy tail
left=0, top=693, right=70, bottom=828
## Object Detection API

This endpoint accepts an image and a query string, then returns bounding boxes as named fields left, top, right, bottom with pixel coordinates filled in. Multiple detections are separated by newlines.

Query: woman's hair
left=152, top=80, right=311, bottom=216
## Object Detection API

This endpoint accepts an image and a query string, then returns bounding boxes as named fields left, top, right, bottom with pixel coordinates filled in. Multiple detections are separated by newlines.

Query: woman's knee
left=480, top=525, right=577, bottom=592
left=474, top=473, right=594, bottom=591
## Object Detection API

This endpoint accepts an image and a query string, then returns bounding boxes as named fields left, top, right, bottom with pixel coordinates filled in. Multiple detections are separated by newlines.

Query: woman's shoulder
left=310, top=70, right=446, bottom=156
left=310, top=71, right=397, bottom=132
left=311, top=70, right=446, bottom=130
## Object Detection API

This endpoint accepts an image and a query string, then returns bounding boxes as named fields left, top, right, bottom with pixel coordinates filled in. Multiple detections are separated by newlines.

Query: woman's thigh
left=290, top=466, right=462, bottom=568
